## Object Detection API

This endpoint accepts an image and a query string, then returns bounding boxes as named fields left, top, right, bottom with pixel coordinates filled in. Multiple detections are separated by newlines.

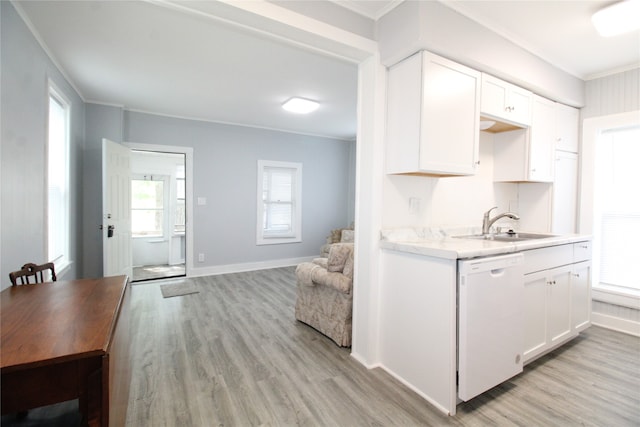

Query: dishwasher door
left=458, top=253, right=524, bottom=401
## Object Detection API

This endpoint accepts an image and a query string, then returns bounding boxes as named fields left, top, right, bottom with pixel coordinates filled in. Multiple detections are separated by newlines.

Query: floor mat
left=160, top=282, right=199, bottom=298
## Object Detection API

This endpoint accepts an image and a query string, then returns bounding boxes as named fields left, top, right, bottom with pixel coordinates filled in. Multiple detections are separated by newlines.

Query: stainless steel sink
left=453, top=232, right=557, bottom=242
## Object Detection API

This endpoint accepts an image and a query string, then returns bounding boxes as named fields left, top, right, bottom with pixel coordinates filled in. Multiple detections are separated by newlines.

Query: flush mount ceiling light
left=592, top=0, right=640, bottom=37
left=282, top=97, right=319, bottom=114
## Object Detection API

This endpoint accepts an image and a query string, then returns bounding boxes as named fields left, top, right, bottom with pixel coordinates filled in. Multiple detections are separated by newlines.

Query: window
left=594, top=125, right=640, bottom=293
left=47, top=84, right=70, bottom=271
left=256, top=160, right=302, bottom=245
left=175, top=164, right=186, bottom=234
left=131, top=178, right=164, bottom=237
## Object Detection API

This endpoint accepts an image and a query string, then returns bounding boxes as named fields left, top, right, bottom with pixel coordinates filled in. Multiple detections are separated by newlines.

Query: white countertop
left=380, top=227, right=591, bottom=260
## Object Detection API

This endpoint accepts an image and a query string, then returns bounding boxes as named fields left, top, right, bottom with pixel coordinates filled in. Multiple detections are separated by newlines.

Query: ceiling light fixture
left=592, top=0, right=640, bottom=37
left=282, top=97, right=319, bottom=114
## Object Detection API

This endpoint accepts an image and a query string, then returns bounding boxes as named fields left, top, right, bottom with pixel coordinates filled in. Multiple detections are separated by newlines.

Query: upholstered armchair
left=295, top=242, right=354, bottom=347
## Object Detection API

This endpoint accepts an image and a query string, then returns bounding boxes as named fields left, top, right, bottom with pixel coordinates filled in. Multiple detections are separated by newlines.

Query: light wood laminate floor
left=3, top=266, right=639, bottom=426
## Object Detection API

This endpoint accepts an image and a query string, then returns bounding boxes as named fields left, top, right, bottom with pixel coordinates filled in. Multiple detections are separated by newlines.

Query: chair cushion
left=327, top=243, right=353, bottom=273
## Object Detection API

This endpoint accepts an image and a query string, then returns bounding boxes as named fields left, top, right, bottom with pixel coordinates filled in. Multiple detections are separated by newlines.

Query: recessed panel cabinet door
left=547, top=267, right=573, bottom=345
left=571, top=262, right=592, bottom=332
left=386, top=51, right=480, bottom=176
left=524, top=271, right=548, bottom=362
left=419, top=53, right=480, bottom=175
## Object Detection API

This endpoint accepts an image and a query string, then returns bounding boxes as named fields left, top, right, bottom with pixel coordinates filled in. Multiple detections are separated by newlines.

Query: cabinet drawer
left=573, top=241, right=591, bottom=262
left=523, top=245, right=573, bottom=274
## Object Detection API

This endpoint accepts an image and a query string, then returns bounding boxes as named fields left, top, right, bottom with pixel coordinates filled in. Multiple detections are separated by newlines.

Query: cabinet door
left=552, top=151, right=578, bottom=234
left=386, top=53, right=422, bottom=174
left=420, top=52, right=480, bottom=175
left=480, top=74, right=509, bottom=120
left=529, top=95, right=556, bottom=182
left=386, top=51, right=480, bottom=176
left=556, top=104, right=579, bottom=152
left=547, top=267, right=573, bottom=346
left=480, top=74, right=532, bottom=126
left=509, top=85, right=533, bottom=126
left=572, top=261, right=591, bottom=332
left=523, top=271, right=548, bottom=363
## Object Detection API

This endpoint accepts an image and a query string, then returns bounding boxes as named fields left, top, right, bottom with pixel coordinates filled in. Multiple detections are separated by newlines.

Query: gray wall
left=79, top=108, right=355, bottom=276
left=1, top=2, right=84, bottom=288
left=82, top=103, right=124, bottom=278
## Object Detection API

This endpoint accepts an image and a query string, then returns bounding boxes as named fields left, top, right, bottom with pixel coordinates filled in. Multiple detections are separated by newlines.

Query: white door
left=102, top=139, right=132, bottom=278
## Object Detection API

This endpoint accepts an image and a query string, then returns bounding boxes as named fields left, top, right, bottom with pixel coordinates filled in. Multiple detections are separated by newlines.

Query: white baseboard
left=189, top=256, right=316, bottom=278
left=591, top=312, right=640, bottom=337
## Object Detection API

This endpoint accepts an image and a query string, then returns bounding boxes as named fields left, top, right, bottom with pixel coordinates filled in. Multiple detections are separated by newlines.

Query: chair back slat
left=9, top=262, right=57, bottom=286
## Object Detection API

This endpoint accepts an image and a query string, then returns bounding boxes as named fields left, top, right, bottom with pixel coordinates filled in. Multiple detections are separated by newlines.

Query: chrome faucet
left=482, top=206, right=520, bottom=235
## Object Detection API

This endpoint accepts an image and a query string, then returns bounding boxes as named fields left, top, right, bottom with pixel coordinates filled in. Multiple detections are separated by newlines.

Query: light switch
left=197, top=197, right=207, bottom=206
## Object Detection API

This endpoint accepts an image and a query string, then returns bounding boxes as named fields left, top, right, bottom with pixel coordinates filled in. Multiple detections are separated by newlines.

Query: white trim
left=592, top=285, right=640, bottom=310
left=256, top=160, right=303, bottom=245
left=591, top=312, right=640, bottom=337
left=46, top=79, right=72, bottom=273
left=189, top=256, right=315, bottom=278
left=127, top=143, right=194, bottom=278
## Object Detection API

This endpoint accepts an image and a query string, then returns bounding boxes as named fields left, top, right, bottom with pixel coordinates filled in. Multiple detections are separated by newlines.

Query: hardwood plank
left=3, top=267, right=638, bottom=426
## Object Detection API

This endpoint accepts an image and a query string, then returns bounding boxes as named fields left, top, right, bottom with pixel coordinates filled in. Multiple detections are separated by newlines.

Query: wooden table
left=1, top=275, right=131, bottom=427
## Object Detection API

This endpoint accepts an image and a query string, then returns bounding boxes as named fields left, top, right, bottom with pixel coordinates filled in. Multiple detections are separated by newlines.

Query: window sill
left=257, top=236, right=302, bottom=246
left=592, top=284, right=640, bottom=310
left=55, top=260, right=73, bottom=280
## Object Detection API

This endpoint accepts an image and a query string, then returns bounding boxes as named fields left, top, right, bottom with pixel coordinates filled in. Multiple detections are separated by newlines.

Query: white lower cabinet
left=572, top=261, right=592, bottom=332
left=523, top=242, right=592, bottom=364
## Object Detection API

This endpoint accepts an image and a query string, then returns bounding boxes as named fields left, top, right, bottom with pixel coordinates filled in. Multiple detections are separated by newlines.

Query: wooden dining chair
left=9, top=262, right=57, bottom=286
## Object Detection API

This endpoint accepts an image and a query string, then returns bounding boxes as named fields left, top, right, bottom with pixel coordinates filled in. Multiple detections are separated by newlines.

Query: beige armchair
left=295, top=242, right=354, bottom=347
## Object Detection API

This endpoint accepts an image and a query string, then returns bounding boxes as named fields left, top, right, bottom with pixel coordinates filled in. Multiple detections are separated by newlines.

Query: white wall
left=382, top=132, right=519, bottom=230
left=376, top=1, right=584, bottom=107
left=1, top=2, right=85, bottom=288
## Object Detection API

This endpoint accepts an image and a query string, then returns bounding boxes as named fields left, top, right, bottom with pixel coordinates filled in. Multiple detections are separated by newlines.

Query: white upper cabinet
left=555, top=103, right=580, bottom=152
left=386, top=51, right=481, bottom=176
left=481, top=74, right=533, bottom=127
left=528, top=95, right=556, bottom=182
left=493, top=95, right=556, bottom=183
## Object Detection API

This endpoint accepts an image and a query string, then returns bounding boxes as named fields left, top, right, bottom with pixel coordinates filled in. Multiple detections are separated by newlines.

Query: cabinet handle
left=475, top=160, right=481, bottom=165
left=574, top=273, right=580, bottom=278
left=580, top=245, right=589, bottom=249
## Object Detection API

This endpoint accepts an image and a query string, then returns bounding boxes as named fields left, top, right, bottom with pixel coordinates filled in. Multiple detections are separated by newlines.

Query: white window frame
left=46, top=81, right=71, bottom=273
left=581, top=111, right=640, bottom=309
left=131, top=175, right=168, bottom=238
left=256, top=160, right=302, bottom=245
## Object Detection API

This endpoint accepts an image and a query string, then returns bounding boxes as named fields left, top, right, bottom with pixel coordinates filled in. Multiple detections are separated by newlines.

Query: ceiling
left=14, top=1, right=640, bottom=141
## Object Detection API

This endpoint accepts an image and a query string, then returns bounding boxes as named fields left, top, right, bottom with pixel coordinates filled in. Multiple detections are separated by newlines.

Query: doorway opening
left=131, top=150, right=187, bottom=282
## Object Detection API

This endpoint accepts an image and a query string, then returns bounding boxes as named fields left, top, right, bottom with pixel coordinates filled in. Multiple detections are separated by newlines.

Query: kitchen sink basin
left=453, top=232, right=557, bottom=242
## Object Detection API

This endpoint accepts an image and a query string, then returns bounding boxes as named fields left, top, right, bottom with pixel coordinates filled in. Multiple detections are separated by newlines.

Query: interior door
left=102, top=139, right=132, bottom=278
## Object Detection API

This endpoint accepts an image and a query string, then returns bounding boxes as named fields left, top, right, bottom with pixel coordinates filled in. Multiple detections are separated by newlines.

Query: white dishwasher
left=458, top=252, right=524, bottom=401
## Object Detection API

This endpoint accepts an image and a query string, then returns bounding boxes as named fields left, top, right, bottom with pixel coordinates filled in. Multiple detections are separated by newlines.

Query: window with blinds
left=595, top=125, right=640, bottom=292
left=256, top=160, right=302, bottom=245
